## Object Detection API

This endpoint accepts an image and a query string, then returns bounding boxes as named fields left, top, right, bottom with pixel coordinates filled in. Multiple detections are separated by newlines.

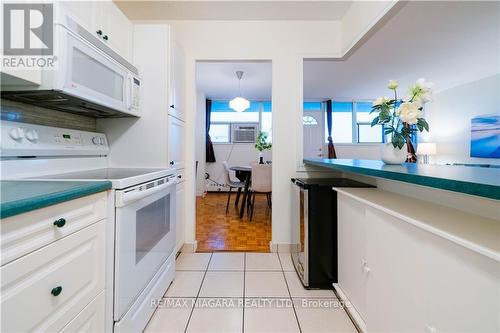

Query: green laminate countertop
left=303, top=158, right=500, bottom=200
left=0, top=180, right=112, bottom=219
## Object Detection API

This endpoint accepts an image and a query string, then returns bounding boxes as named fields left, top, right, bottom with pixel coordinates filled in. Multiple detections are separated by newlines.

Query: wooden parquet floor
left=196, top=192, right=272, bottom=252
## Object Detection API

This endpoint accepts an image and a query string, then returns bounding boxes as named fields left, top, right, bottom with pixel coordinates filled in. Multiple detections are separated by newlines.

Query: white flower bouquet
left=371, top=79, right=432, bottom=162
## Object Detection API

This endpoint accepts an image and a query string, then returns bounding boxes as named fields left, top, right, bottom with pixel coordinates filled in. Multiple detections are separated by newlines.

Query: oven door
left=114, top=181, right=176, bottom=320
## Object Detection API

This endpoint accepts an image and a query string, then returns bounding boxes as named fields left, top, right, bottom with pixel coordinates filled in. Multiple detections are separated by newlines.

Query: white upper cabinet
left=59, top=0, right=133, bottom=63
left=168, top=41, right=186, bottom=121
left=168, top=115, right=185, bottom=169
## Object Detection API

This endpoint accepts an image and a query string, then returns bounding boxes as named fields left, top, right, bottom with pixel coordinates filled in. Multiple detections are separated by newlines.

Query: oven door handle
left=116, top=180, right=175, bottom=207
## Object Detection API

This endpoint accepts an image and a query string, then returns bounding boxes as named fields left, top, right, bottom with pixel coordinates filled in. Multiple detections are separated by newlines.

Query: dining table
left=229, top=165, right=252, bottom=218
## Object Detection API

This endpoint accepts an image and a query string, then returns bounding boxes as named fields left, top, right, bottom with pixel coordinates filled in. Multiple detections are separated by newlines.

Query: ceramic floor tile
left=186, top=299, right=243, bottom=333
left=284, top=271, right=337, bottom=298
left=176, top=253, right=212, bottom=271
left=295, top=303, right=357, bottom=333
left=208, top=252, right=245, bottom=271
left=244, top=303, right=300, bottom=333
left=278, top=252, right=295, bottom=271
left=246, top=253, right=282, bottom=271
left=199, top=271, right=244, bottom=297
left=144, top=298, right=194, bottom=333
left=164, top=271, right=205, bottom=297
left=245, top=271, right=289, bottom=297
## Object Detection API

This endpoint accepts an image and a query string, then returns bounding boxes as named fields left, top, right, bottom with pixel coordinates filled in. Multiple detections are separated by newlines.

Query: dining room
left=194, top=60, right=273, bottom=252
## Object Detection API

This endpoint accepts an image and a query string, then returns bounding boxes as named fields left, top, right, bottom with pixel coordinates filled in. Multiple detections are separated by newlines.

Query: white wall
left=168, top=19, right=342, bottom=247
left=97, top=24, right=171, bottom=168
left=425, top=74, right=500, bottom=165
left=195, top=91, right=206, bottom=195
left=341, top=0, right=398, bottom=56
left=333, top=144, right=382, bottom=160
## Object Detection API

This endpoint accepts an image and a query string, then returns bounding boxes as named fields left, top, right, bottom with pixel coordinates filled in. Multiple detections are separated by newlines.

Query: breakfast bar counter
left=303, top=158, right=500, bottom=200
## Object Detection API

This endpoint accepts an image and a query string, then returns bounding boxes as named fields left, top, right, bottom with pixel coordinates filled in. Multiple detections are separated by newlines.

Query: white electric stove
left=0, top=120, right=177, bottom=333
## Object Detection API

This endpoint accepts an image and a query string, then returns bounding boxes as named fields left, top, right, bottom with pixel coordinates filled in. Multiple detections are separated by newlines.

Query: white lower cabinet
left=365, top=208, right=426, bottom=332
left=60, top=291, right=105, bottom=333
left=168, top=115, right=185, bottom=169
left=175, top=174, right=186, bottom=253
left=337, top=191, right=499, bottom=333
left=338, top=194, right=367, bottom=322
left=1, top=194, right=107, bottom=333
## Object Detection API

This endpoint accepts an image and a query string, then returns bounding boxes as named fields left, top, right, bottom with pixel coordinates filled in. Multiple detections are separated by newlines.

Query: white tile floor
left=145, top=252, right=357, bottom=333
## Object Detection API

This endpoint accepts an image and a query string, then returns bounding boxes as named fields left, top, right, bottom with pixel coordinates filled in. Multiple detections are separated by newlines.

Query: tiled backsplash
left=1, top=99, right=97, bottom=132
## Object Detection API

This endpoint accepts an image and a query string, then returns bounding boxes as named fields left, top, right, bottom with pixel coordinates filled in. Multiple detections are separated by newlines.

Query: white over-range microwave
left=1, top=13, right=141, bottom=118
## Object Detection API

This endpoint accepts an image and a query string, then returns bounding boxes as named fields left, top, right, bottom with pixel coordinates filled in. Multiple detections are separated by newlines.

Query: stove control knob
left=92, top=137, right=100, bottom=145
left=9, top=127, right=24, bottom=141
left=99, top=137, right=105, bottom=145
left=25, top=129, right=39, bottom=142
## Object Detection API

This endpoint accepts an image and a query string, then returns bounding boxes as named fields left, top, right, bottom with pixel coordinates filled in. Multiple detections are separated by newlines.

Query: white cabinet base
left=332, top=283, right=367, bottom=333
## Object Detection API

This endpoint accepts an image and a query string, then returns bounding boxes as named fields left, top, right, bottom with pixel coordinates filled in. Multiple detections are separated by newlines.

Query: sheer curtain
left=206, top=99, right=216, bottom=162
left=325, top=100, right=337, bottom=158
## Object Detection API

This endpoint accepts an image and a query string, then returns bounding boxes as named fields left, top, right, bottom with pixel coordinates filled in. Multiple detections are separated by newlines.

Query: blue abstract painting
left=470, top=114, right=500, bottom=158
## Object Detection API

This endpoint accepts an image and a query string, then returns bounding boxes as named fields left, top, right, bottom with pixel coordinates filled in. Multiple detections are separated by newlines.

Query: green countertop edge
left=304, top=159, right=500, bottom=201
left=0, top=181, right=112, bottom=219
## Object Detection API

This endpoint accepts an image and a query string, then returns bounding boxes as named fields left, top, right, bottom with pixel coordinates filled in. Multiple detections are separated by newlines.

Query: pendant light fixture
left=229, top=71, right=250, bottom=112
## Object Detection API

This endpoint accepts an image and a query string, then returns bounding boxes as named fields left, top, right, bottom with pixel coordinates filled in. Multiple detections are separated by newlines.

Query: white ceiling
left=196, top=61, right=272, bottom=100
left=115, top=1, right=352, bottom=21
left=304, top=1, right=500, bottom=101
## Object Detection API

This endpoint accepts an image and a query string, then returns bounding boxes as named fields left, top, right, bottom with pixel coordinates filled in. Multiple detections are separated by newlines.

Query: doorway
left=303, top=108, right=326, bottom=159
left=194, top=60, right=273, bottom=252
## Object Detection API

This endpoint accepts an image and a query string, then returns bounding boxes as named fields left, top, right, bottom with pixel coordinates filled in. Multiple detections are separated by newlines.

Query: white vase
left=381, top=142, right=407, bottom=164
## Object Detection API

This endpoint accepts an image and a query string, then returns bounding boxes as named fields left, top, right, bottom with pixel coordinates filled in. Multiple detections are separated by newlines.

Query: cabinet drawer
left=1, top=192, right=106, bottom=265
left=1, top=221, right=105, bottom=333
left=60, top=291, right=105, bottom=333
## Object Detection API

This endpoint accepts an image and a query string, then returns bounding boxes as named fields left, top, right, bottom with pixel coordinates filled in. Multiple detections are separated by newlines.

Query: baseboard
left=269, top=242, right=295, bottom=253
left=181, top=241, right=197, bottom=253
left=332, top=283, right=366, bottom=333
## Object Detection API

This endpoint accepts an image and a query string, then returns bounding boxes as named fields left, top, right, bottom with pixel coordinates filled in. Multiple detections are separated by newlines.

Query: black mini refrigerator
left=290, top=178, right=374, bottom=289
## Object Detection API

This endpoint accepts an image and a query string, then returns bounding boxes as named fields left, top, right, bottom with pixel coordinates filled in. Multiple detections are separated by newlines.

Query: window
left=355, top=102, right=384, bottom=143
left=261, top=102, right=272, bottom=142
left=306, top=100, right=384, bottom=144
left=324, top=102, right=353, bottom=143
left=209, top=124, right=230, bottom=143
left=211, top=101, right=260, bottom=123
left=303, top=115, right=318, bottom=125
left=210, top=100, right=272, bottom=143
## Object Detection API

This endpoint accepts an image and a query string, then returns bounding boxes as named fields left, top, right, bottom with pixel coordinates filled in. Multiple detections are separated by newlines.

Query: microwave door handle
left=128, top=75, right=133, bottom=110
left=118, top=180, right=175, bottom=206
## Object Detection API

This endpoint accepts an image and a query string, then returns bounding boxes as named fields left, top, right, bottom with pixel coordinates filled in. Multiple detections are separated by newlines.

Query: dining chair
left=222, top=161, right=246, bottom=214
left=248, top=164, right=272, bottom=221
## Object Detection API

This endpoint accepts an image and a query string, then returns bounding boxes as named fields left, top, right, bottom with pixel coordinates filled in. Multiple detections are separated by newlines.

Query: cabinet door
left=168, top=115, right=185, bottom=169
left=98, top=1, right=133, bottom=62
left=175, top=179, right=186, bottom=253
left=168, top=42, right=185, bottom=121
left=1, top=222, right=105, bottom=332
left=60, top=291, right=105, bottom=333
left=58, top=1, right=95, bottom=33
left=423, top=231, right=499, bottom=332
left=337, top=194, right=367, bottom=321
left=365, top=208, right=426, bottom=332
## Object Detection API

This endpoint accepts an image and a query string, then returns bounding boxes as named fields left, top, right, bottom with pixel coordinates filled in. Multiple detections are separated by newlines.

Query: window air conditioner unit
left=232, top=123, right=259, bottom=143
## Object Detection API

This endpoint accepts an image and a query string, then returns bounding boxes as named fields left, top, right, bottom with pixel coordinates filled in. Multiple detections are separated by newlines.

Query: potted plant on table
left=371, top=78, right=432, bottom=164
left=255, top=131, right=272, bottom=164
